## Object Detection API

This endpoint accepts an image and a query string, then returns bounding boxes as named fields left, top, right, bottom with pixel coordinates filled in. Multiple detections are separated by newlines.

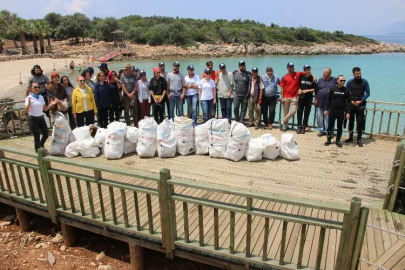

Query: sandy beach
left=0, top=57, right=83, bottom=101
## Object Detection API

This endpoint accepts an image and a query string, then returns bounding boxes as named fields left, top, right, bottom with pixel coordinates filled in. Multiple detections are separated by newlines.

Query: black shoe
left=296, top=127, right=302, bottom=134
left=324, top=141, right=331, bottom=146
left=282, top=125, right=289, bottom=132
left=255, top=126, right=259, bottom=130
left=301, top=128, right=306, bottom=134
left=345, top=137, right=354, bottom=143
left=318, top=132, right=325, bottom=137
left=357, top=141, right=363, bottom=147
left=336, top=142, right=342, bottom=148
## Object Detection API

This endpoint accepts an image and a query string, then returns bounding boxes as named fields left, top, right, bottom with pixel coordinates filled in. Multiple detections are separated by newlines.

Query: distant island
left=1, top=10, right=405, bottom=60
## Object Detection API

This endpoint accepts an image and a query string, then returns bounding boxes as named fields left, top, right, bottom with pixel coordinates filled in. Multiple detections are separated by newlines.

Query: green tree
left=26, top=21, right=39, bottom=54
left=13, top=18, right=28, bottom=54
left=0, top=10, right=18, bottom=48
left=44, top=12, right=62, bottom=33
left=55, top=13, right=90, bottom=44
left=93, top=17, right=119, bottom=41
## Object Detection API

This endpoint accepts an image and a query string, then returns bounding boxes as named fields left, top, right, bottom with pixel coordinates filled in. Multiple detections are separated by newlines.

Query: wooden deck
left=0, top=129, right=403, bottom=269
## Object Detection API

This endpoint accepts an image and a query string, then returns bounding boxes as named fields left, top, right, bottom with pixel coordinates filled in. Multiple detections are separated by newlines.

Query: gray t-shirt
left=28, top=75, right=50, bottom=95
left=233, top=70, right=250, bottom=97
left=167, top=72, right=185, bottom=96
left=316, top=77, right=337, bottom=109
left=120, top=73, right=137, bottom=96
left=217, top=72, right=234, bottom=98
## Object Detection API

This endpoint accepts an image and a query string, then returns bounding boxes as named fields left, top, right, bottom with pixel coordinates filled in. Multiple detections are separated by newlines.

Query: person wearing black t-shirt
left=297, top=65, right=316, bottom=134
left=149, top=67, right=167, bottom=124
left=324, top=75, right=351, bottom=147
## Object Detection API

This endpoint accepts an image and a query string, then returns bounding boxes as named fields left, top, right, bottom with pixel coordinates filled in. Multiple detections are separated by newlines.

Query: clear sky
left=1, top=0, right=404, bottom=35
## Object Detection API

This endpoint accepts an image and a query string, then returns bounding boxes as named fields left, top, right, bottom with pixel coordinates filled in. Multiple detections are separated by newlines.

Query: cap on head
left=303, top=64, right=311, bottom=70
left=204, top=68, right=211, bottom=74
left=287, top=62, right=294, bottom=68
left=51, top=72, right=59, bottom=78
left=158, top=62, right=165, bottom=67
left=98, top=63, right=108, bottom=68
left=252, top=67, right=259, bottom=72
left=173, top=61, right=180, bottom=67
left=133, top=67, right=139, bottom=72
left=140, top=70, right=146, bottom=76
left=187, top=65, right=194, bottom=70
left=238, top=60, right=246, bottom=66
left=124, top=63, right=132, bottom=69
left=152, top=67, right=160, bottom=73
left=33, top=65, right=41, bottom=70
left=219, top=63, right=226, bottom=69
left=266, top=67, right=273, bottom=72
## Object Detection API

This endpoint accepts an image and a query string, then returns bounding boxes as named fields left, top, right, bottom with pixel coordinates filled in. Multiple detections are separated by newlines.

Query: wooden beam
left=15, top=207, right=31, bottom=231
left=61, top=222, right=75, bottom=247
left=129, top=244, right=144, bottom=270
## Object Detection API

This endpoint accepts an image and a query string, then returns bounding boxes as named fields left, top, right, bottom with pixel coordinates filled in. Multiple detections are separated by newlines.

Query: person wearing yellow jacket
left=72, top=76, right=98, bottom=127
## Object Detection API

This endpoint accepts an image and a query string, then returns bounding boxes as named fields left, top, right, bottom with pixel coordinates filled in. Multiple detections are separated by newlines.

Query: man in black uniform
left=345, top=67, right=370, bottom=147
left=297, top=65, right=316, bottom=134
left=324, top=75, right=351, bottom=147
left=233, top=61, right=251, bottom=124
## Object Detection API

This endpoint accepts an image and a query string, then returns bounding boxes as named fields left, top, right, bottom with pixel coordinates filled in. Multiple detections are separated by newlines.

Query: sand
left=0, top=57, right=83, bottom=101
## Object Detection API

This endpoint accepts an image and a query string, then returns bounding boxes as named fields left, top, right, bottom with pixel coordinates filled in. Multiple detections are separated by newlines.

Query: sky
left=0, top=0, right=404, bottom=35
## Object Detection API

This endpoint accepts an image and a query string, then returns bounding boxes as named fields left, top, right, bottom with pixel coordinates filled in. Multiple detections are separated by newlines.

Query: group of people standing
left=24, top=59, right=370, bottom=152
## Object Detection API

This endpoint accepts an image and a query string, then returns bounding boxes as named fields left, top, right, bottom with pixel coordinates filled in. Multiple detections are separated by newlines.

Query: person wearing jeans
left=94, top=72, right=112, bottom=128
left=166, top=62, right=186, bottom=119
left=72, top=76, right=98, bottom=127
left=149, top=67, right=167, bottom=124
left=262, top=67, right=280, bottom=130
left=217, top=63, right=234, bottom=123
left=315, top=68, right=337, bottom=136
left=233, top=61, right=251, bottom=124
left=198, top=69, right=217, bottom=123
left=121, top=63, right=138, bottom=127
left=184, top=65, right=199, bottom=127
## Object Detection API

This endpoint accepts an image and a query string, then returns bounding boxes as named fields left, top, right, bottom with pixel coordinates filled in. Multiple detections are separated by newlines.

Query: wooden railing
left=0, top=146, right=370, bottom=269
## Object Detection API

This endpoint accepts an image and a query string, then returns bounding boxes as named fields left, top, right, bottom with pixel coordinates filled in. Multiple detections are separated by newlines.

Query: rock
left=3, top=215, right=16, bottom=222
left=90, top=262, right=97, bottom=266
left=60, top=245, right=66, bottom=251
left=95, top=251, right=105, bottom=261
left=47, top=251, right=56, bottom=266
left=35, top=243, right=48, bottom=249
left=39, top=253, right=44, bottom=258
left=51, top=233, right=64, bottom=244
left=98, top=265, right=113, bottom=270
left=35, top=236, right=42, bottom=241
left=0, top=221, right=11, bottom=227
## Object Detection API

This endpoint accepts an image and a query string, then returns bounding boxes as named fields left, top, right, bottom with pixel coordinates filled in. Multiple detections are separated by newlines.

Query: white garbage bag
left=136, top=117, right=158, bottom=158
left=261, top=133, right=280, bottom=160
left=245, top=138, right=264, bottom=162
left=123, top=140, right=137, bottom=155
left=126, top=126, right=139, bottom=144
left=65, top=141, right=79, bottom=158
left=194, top=123, right=209, bottom=155
left=50, top=112, right=71, bottom=156
left=208, top=119, right=229, bottom=158
left=157, top=119, right=177, bottom=158
left=71, top=126, right=92, bottom=142
left=104, top=122, right=127, bottom=159
left=224, top=121, right=251, bottom=162
left=174, top=116, right=194, bottom=156
left=94, top=128, right=107, bottom=148
left=77, top=138, right=100, bottom=158
left=280, top=133, right=300, bottom=161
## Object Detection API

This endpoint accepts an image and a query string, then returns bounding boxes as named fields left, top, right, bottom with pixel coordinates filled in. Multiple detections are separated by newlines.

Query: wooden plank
left=283, top=205, right=305, bottom=263
left=301, top=208, right=319, bottom=267
left=129, top=244, right=144, bottom=270
left=76, top=179, right=85, bottom=216
left=9, top=163, right=20, bottom=196
left=121, top=189, right=129, bottom=228
left=297, top=223, right=307, bottom=269
left=230, top=211, right=235, bottom=254
left=133, top=191, right=141, bottom=230
left=65, top=177, right=75, bottom=213
left=279, top=220, right=288, bottom=265
left=109, top=186, right=117, bottom=224
left=214, top=208, right=219, bottom=250
left=377, top=209, right=394, bottom=251
left=24, top=167, right=35, bottom=201
left=146, top=194, right=153, bottom=234
left=309, top=209, right=325, bottom=268
left=381, top=243, right=405, bottom=269
left=367, top=240, right=405, bottom=270
left=315, top=227, right=326, bottom=270
left=198, top=204, right=204, bottom=247
left=382, top=210, right=399, bottom=245
left=370, top=209, right=384, bottom=258
left=61, top=222, right=75, bottom=247
left=33, top=170, right=44, bottom=203
left=262, top=217, right=269, bottom=261
left=246, top=197, right=252, bottom=258
left=56, top=175, right=66, bottom=210
left=392, top=256, right=405, bottom=270
left=97, top=184, right=106, bottom=222
left=15, top=207, right=31, bottom=231
left=16, top=165, right=27, bottom=198
left=1, top=156, right=13, bottom=194
left=183, top=202, right=189, bottom=243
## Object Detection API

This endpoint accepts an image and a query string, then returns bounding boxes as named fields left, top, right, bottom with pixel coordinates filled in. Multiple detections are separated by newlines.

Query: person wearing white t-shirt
left=198, top=69, right=217, bottom=123
left=25, top=82, right=57, bottom=152
left=184, top=65, right=199, bottom=127
left=137, top=70, right=151, bottom=119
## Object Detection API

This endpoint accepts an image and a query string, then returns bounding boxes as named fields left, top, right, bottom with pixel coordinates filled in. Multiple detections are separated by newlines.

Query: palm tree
left=36, top=20, right=46, bottom=54
left=27, top=21, right=39, bottom=54
left=0, top=10, right=18, bottom=48
left=43, top=23, right=53, bottom=50
left=13, top=18, right=27, bottom=54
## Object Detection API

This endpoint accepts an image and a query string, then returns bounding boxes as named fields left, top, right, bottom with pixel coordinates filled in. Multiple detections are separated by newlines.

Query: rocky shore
left=1, top=40, right=404, bottom=62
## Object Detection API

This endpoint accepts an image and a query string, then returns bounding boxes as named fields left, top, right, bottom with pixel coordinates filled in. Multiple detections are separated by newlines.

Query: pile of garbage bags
left=51, top=116, right=299, bottom=161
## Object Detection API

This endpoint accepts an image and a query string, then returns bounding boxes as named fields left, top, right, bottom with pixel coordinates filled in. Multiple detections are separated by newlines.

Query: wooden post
left=383, top=141, right=404, bottom=210
left=37, top=148, right=58, bottom=224
left=369, top=102, right=377, bottom=138
left=15, top=207, right=31, bottom=232
left=61, top=222, right=75, bottom=247
left=158, top=169, right=174, bottom=259
left=387, top=149, right=405, bottom=212
left=335, top=197, right=362, bottom=270
left=129, top=243, right=144, bottom=270
left=350, top=207, right=369, bottom=270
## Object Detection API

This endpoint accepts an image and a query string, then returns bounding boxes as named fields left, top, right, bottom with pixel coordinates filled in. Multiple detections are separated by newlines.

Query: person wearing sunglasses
left=137, top=70, right=151, bottom=119
left=71, top=76, right=98, bottom=127
left=25, top=82, right=57, bottom=152
left=94, top=72, right=112, bottom=128
left=198, top=68, right=217, bottom=123
left=184, top=65, right=199, bottom=127
left=46, top=72, right=68, bottom=125
left=149, top=67, right=167, bottom=124
left=166, top=62, right=186, bottom=119
left=201, top=61, right=219, bottom=117
left=60, top=75, right=76, bottom=129
left=324, top=75, right=351, bottom=148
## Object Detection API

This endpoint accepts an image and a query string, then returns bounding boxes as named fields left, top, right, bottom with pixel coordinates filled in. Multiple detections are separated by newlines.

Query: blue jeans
left=186, top=94, right=198, bottom=127
left=316, top=107, right=328, bottom=133
left=201, top=99, right=213, bottom=123
left=169, top=95, right=183, bottom=119
left=219, top=97, right=233, bottom=122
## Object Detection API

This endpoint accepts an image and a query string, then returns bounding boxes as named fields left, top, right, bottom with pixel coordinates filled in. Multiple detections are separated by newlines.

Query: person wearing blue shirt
left=262, top=67, right=281, bottom=130
left=345, top=67, right=370, bottom=147
left=94, top=72, right=112, bottom=128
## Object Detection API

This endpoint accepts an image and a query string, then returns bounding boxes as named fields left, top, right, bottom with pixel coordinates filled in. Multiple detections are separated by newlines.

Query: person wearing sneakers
left=233, top=60, right=251, bottom=124
left=248, top=67, right=264, bottom=129
left=217, top=63, right=234, bottom=124
left=280, top=62, right=316, bottom=132
left=324, top=75, right=351, bottom=147
left=345, top=67, right=370, bottom=147
left=166, top=61, right=186, bottom=119
left=296, top=65, right=316, bottom=134
left=262, top=67, right=281, bottom=130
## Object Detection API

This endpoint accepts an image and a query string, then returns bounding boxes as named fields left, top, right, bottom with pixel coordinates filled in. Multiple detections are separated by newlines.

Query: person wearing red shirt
left=202, top=61, right=219, bottom=117
left=280, top=62, right=316, bottom=131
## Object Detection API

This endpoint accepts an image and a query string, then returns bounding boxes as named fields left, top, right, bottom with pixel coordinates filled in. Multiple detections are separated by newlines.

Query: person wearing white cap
left=184, top=65, right=199, bottom=127
left=120, top=63, right=138, bottom=127
left=166, top=62, right=186, bottom=119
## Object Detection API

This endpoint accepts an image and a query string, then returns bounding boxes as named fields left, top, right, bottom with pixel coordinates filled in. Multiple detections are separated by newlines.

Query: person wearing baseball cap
left=98, top=62, right=109, bottom=76
left=296, top=65, right=316, bottom=134
left=201, top=61, right=219, bottom=118
left=132, top=66, right=140, bottom=81
left=26, top=65, right=50, bottom=99
left=184, top=65, right=199, bottom=127
left=47, top=72, right=68, bottom=125
left=198, top=68, right=217, bottom=123
left=279, top=62, right=316, bottom=131
left=166, top=61, right=186, bottom=119
left=248, top=67, right=265, bottom=129
left=149, top=67, right=167, bottom=124
left=233, top=60, right=251, bottom=124
left=137, top=70, right=151, bottom=119
left=217, top=63, right=234, bottom=124
left=120, top=62, right=139, bottom=127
